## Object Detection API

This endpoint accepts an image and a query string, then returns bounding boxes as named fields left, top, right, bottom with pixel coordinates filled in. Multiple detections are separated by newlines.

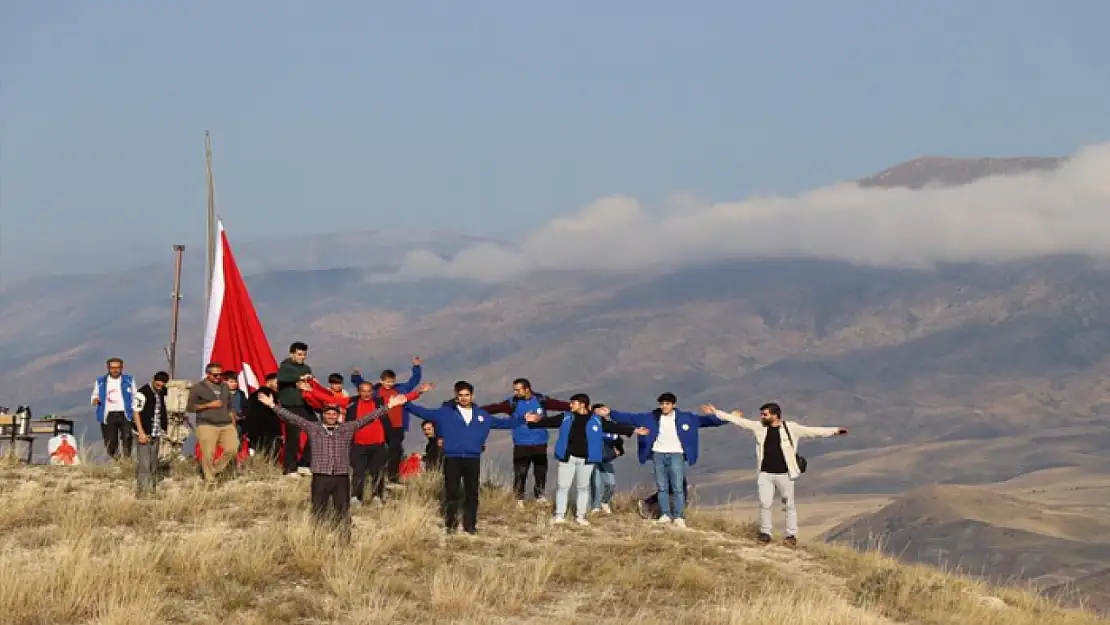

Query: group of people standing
left=91, top=342, right=850, bottom=546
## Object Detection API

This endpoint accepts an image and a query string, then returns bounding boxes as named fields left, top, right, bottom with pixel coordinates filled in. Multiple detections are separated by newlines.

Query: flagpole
left=204, top=131, right=217, bottom=314
left=166, top=244, right=185, bottom=379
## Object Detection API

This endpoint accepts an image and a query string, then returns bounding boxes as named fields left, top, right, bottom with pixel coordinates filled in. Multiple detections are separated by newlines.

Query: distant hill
left=858, top=156, right=1064, bottom=189
left=823, top=484, right=1110, bottom=591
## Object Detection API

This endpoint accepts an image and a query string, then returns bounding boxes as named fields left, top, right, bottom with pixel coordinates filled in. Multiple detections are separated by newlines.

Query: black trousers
left=384, top=421, right=405, bottom=482
left=443, top=457, right=481, bottom=533
left=101, top=411, right=133, bottom=459
left=282, top=405, right=317, bottom=473
left=350, top=443, right=388, bottom=502
left=310, top=473, right=352, bottom=541
left=512, top=445, right=548, bottom=499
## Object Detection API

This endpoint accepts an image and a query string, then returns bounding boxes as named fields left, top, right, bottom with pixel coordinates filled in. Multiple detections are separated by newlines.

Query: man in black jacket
left=244, top=373, right=282, bottom=460
left=422, top=420, right=443, bottom=472
left=133, top=371, right=169, bottom=497
left=276, top=341, right=314, bottom=475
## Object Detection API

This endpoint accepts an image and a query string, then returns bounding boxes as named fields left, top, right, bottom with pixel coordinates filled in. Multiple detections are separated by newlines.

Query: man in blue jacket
left=594, top=392, right=728, bottom=529
left=481, top=378, right=571, bottom=507
left=90, top=357, right=138, bottom=460
left=406, top=380, right=540, bottom=535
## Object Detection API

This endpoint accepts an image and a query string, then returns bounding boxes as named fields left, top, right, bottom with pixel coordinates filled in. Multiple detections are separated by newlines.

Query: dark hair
left=322, top=404, right=340, bottom=413
left=380, top=369, right=397, bottom=381
left=357, top=380, right=374, bottom=389
left=289, top=341, right=308, bottom=353
left=327, top=373, right=344, bottom=384
left=153, top=371, right=170, bottom=383
left=205, top=362, right=222, bottom=373
left=454, top=380, right=474, bottom=394
left=512, top=378, right=532, bottom=390
left=106, top=357, right=123, bottom=366
left=569, top=393, right=591, bottom=406
left=592, top=402, right=607, bottom=410
left=760, top=402, right=781, bottom=418
left=657, top=392, right=677, bottom=404
left=422, top=421, right=436, bottom=431
left=264, top=372, right=278, bottom=382
left=223, top=370, right=239, bottom=379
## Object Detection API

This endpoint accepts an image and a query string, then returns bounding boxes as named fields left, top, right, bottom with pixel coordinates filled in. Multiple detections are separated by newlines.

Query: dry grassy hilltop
left=0, top=457, right=1104, bottom=625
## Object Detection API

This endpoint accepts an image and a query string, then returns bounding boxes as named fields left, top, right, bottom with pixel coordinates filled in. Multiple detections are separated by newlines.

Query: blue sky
left=2, top=1, right=1109, bottom=277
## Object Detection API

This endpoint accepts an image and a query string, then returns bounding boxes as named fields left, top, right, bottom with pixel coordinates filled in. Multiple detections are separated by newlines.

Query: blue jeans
left=652, top=452, right=687, bottom=519
left=590, top=460, right=616, bottom=508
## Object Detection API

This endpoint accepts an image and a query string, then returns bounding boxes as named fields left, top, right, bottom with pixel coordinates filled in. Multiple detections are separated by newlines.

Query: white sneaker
left=296, top=467, right=311, bottom=476
left=600, top=503, right=612, bottom=515
left=673, top=518, right=687, bottom=529
left=536, top=496, right=549, bottom=505
left=350, top=497, right=361, bottom=506
left=517, top=500, right=525, bottom=509
left=552, top=516, right=567, bottom=525
left=285, top=472, right=300, bottom=479
left=575, top=517, right=591, bottom=526
left=656, top=515, right=672, bottom=524
left=589, top=507, right=602, bottom=515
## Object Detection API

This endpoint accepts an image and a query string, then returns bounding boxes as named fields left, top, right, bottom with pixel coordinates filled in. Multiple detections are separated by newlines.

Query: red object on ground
left=399, top=452, right=423, bottom=480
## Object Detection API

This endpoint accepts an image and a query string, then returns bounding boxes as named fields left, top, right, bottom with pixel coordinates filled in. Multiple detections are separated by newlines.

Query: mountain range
left=4, top=153, right=1109, bottom=604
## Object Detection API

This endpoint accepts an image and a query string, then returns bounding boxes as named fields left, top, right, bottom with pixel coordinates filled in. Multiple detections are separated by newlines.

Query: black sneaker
left=757, top=533, right=772, bottom=545
left=445, top=526, right=458, bottom=535
left=783, top=536, right=797, bottom=548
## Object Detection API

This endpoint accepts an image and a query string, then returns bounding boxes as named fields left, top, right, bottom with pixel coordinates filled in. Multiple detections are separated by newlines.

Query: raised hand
left=352, top=368, right=361, bottom=377
left=593, top=406, right=611, bottom=418
left=417, top=382, right=436, bottom=394
left=387, top=394, right=409, bottom=409
left=258, top=393, right=275, bottom=408
left=633, top=426, right=650, bottom=436
left=700, top=403, right=716, bottom=414
left=524, top=411, right=541, bottom=423
left=837, top=427, right=848, bottom=436
left=412, top=356, right=423, bottom=367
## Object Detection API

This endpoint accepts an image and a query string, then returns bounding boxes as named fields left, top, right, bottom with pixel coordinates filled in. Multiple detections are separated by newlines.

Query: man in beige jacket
left=702, top=402, right=847, bottom=546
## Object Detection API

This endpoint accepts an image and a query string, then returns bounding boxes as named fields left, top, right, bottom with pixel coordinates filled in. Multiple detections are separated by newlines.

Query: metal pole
left=204, top=131, right=216, bottom=314
left=168, top=245, right=185, bottom=379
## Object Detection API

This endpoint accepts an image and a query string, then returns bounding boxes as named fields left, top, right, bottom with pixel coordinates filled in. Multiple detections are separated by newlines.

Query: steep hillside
left=0, top=460, right=1103, bottom=625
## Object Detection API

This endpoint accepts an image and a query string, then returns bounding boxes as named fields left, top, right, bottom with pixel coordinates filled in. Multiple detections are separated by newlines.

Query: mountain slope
left=857, top=156, right=1064, bottom=189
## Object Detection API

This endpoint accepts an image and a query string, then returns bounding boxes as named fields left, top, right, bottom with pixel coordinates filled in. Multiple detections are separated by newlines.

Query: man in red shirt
left=348, top=378, right=433, bottom=504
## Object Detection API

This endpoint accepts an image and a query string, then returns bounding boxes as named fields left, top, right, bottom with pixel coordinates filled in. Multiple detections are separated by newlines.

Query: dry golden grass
left=0, top=455, right=1104, bottom=625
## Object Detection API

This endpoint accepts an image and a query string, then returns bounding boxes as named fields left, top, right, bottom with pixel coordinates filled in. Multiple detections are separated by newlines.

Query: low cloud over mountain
left=381, top=143, right=1110, bottom=282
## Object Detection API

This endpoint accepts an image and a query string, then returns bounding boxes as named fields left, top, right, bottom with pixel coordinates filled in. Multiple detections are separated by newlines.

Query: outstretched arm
left=702, top=404, right=760, bottom=432
left=789, top=422, right=848, bottom=438
left=594, top=406, right=652, bottom=428
left=527, top=413, right=566, bottom=429
left=540, top=397, right=572, bottom=411
left=269, top=404, right=315, bottom=432
left=395, top=357, right=423, bottom=393
left=696, top=411, right=729, bottom=428
left=600, top=419, right=640, bottom=437
left=405, top=402, right=439, bottom=424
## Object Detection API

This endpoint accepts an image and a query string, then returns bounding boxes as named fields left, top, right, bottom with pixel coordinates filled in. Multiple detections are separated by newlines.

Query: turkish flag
left=199, top=219, right=281, bottom=463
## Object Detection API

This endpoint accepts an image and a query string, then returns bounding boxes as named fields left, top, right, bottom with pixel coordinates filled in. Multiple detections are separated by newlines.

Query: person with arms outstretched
left=527, top=394, right=646, bottom=525
left=258, top=390, right=409, bottom=543
left=482, top=378, right=571, bottom=507
left=703, top=402, right=847, bottom=547
left=347, top=379, right=433, bottom=505
left=406, top=381, right=539, bottom=535
left=594, top=392, right=729, bottom=529
left=351, top=356, right=424, bottom=484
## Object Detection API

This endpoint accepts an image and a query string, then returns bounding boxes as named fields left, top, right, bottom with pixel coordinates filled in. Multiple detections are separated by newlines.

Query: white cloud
left=375, top=142, right=1110, bottom=283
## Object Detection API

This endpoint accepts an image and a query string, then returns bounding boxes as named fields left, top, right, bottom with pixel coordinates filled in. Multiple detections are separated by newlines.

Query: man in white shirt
left=91, top=357, right=138, bottom=459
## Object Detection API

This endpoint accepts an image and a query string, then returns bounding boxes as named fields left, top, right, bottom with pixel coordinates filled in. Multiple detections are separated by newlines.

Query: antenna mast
left=166, top=244, right=186, bottom=378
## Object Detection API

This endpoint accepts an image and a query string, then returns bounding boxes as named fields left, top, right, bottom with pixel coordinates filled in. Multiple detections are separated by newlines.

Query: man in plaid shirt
left=258, top=390, right=409, bottom=541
